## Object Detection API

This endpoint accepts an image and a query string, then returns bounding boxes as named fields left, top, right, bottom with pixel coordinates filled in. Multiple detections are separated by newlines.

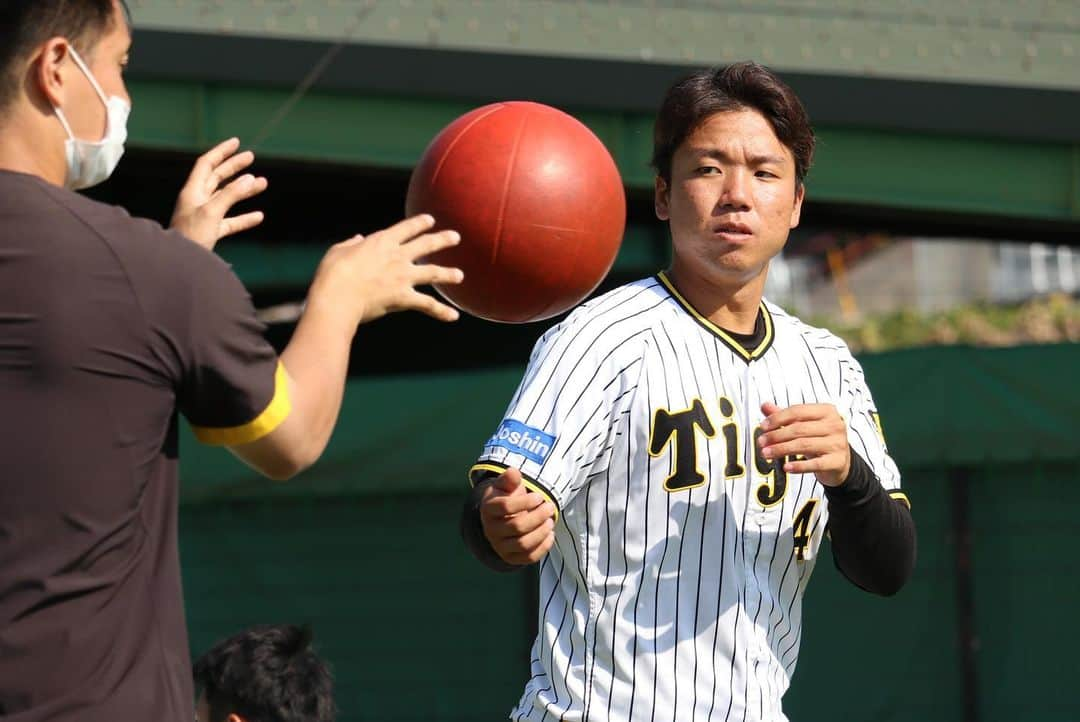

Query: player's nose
left=716, top=168, right=752, bottom=213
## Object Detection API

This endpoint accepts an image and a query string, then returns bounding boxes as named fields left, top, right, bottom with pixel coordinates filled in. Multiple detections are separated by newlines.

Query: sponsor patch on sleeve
left=487, top=419, right=556, bottom=464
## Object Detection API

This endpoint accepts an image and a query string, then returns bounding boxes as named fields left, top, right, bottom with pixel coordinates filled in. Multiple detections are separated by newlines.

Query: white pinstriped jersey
left=471, top=273, right=905, bottom=722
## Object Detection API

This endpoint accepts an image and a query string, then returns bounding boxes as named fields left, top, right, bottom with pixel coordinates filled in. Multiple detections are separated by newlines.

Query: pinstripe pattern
left=474, top=275, right=903, bottom=722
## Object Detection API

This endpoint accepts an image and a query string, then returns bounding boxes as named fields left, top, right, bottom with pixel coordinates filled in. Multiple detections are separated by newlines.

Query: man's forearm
left=825, top=449, right=917, bottom=596
left=277, top=297, right=354, bottom=466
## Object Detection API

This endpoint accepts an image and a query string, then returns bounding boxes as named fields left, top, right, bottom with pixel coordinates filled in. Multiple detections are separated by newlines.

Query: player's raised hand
left=757, top=402, right=852, bottom=487
left=170, top=137, right=268, bottom=251
left=479, top=468, right=556, bottom=566
left=307, top=214, right=464, bottom=328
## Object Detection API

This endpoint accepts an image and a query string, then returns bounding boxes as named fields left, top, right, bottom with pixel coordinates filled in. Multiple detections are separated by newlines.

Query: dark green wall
left=180, top=462, right=1079, bottom=721
left=178, top=346, right=1080, bottom=721
left=785, top=467, right=960, bottom=721
left=181, top=495, right=532, bottom=721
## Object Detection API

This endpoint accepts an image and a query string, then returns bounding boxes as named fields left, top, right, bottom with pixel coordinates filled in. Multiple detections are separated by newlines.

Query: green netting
left=179, top=344, right=1080, bottom=503
left=969, top=462, right=1079, bottom=721
left=182, top=495, right=532, bottom=722
left=180, top=367, right=522, bottom=503
left=784, top=467, right=962, bottom=721
left=859, top=344, right=1079, bottom=468
left=182, top=462, right=1080, bottom=722
left=178, top=344, right=1080, bottom=721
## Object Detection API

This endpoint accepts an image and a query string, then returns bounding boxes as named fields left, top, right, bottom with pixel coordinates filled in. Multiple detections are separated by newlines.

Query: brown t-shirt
left=0, top=171, right=289, bottom=721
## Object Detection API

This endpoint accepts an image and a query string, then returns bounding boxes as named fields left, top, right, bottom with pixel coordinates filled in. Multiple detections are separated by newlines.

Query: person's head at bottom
left=193, top=624, right=334, bottom=722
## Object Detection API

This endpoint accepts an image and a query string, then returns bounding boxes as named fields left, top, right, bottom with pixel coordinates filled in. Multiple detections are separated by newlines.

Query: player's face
left=655, top=109, right=804, bottom=290
left=63, top=0, right=131, bottom=141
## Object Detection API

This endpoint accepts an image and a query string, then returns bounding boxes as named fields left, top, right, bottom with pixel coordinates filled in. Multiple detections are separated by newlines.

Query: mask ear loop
left=54, top=44, right=111, bottom=141
left=65, top=45, right=110, bottom=107
left=53, top=105, right=76, bottom=141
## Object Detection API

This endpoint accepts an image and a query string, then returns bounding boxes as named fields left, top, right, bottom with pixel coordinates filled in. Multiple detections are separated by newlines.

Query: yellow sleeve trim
left=889, top=491, right=912, bottom=510
left=191, top=362, right=292, bottom=446
left=468, top=462, right=560, bottom=522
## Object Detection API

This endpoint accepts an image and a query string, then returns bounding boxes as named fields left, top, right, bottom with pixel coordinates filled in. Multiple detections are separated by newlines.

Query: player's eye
left=696, top=166, right=721, bottom=175
left=755, top=170, right=778, bottom=179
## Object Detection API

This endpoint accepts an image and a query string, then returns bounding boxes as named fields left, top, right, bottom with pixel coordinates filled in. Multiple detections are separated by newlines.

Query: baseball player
left=461, top=62, right=916, bottom=722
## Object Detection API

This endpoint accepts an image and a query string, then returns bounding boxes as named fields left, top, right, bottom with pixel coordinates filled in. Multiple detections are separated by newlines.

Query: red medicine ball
left=405, top=101, right=626, bottom=323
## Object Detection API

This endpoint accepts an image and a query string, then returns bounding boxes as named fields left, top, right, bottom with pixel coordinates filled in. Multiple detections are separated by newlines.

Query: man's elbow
left=872, top=570, right=910, bottom=597
left=235, top=441, right=321, bottom=481
left=870, top=547, right=918, bottom=597
left=881, top=520, right=918, bottom=596
left=264, top=445, right=320, bottom=481
left=259, top=458, right=305, bottom=481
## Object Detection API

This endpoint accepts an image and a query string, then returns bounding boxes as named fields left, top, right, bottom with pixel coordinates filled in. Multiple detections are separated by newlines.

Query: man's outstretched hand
left=170, top=137, right=268, bottom=251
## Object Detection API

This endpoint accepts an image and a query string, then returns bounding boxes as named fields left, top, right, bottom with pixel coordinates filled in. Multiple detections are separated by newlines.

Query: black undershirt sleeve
left=825, top=448, right=917, bottom=596
left=460, top=479, right=525, bottom=573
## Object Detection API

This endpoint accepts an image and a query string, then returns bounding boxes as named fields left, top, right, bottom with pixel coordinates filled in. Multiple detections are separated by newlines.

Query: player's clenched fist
left=757, top=402, right=852, bottom=487
left=307, top=214, right=464, bottom=329
left=480, top=468, right=557, bottom=566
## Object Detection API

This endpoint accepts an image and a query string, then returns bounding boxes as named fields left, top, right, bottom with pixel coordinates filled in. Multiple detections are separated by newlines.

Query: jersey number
left=791, top=498, right=819, bottom=562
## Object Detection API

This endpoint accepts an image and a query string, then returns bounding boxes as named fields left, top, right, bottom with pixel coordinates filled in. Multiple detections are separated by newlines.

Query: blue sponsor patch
left=487, top=419, right=556, bottom=464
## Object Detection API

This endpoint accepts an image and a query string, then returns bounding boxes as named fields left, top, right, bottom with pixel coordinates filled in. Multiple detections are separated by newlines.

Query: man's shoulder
left=46, top=181, right=232, bottom=279
left=6, top=174, right=243, bottom=311
left=7, top=173, right=143, bottom=235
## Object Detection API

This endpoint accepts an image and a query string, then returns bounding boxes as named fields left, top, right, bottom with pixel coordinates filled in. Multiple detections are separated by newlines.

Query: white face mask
left=52, top=46, right=130, bottom=191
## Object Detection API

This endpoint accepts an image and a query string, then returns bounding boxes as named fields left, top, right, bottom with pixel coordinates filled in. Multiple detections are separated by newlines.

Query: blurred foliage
left=812, top=293, right=1080, bottom=353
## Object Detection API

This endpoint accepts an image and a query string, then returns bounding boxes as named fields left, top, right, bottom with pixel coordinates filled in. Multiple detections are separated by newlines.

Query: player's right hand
left=308, top=214, right=464, bottom=328
left=479, top=468, right=556, bottom=566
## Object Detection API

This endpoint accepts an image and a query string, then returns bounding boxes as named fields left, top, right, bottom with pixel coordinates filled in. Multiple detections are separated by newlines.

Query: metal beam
left=128, top=78, right=1080, bottom=224
left=129, top=30, right=1080, bottom=138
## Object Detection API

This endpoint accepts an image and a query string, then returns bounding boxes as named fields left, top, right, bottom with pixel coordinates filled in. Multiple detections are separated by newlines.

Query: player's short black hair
left=651, top=61, right=816, bottom=187
left=0, top=0, right=130, bottom=110
left=193, top=624, right=335, bottom=722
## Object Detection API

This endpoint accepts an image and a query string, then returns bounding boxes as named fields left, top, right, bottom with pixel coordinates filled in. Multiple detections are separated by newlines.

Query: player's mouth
left=712, top=221, right=753, bottom=242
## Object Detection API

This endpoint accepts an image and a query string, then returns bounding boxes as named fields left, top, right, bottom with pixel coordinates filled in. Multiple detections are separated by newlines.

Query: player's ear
left=654, top=175, right=671, bottom=221
left=788, top=181, right=805, bottom=229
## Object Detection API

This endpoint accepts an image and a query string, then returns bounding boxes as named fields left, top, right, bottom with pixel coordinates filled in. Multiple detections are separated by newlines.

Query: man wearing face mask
left=0, top=2, right=464, bottom=721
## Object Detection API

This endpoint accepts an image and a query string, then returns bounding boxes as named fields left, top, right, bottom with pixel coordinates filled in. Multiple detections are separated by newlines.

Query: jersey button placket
left=744, top=363, right=772, bottom=677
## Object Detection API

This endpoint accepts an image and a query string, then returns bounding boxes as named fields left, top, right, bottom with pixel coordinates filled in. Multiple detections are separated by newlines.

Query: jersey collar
left=656, top=271, right=775, bottom=362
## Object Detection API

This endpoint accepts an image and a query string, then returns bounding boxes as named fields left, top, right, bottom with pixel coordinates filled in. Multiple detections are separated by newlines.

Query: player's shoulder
left=535, top=276, right=668, bottom=355
left=561, top=276, right=669, bottom=335
left=764, top=298, right=856, bottom=361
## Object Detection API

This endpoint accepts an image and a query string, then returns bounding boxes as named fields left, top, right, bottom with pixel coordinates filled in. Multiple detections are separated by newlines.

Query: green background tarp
left=179, top=343, right=1080, bottom=502
left=178, top=343, right=1079, bottom=721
